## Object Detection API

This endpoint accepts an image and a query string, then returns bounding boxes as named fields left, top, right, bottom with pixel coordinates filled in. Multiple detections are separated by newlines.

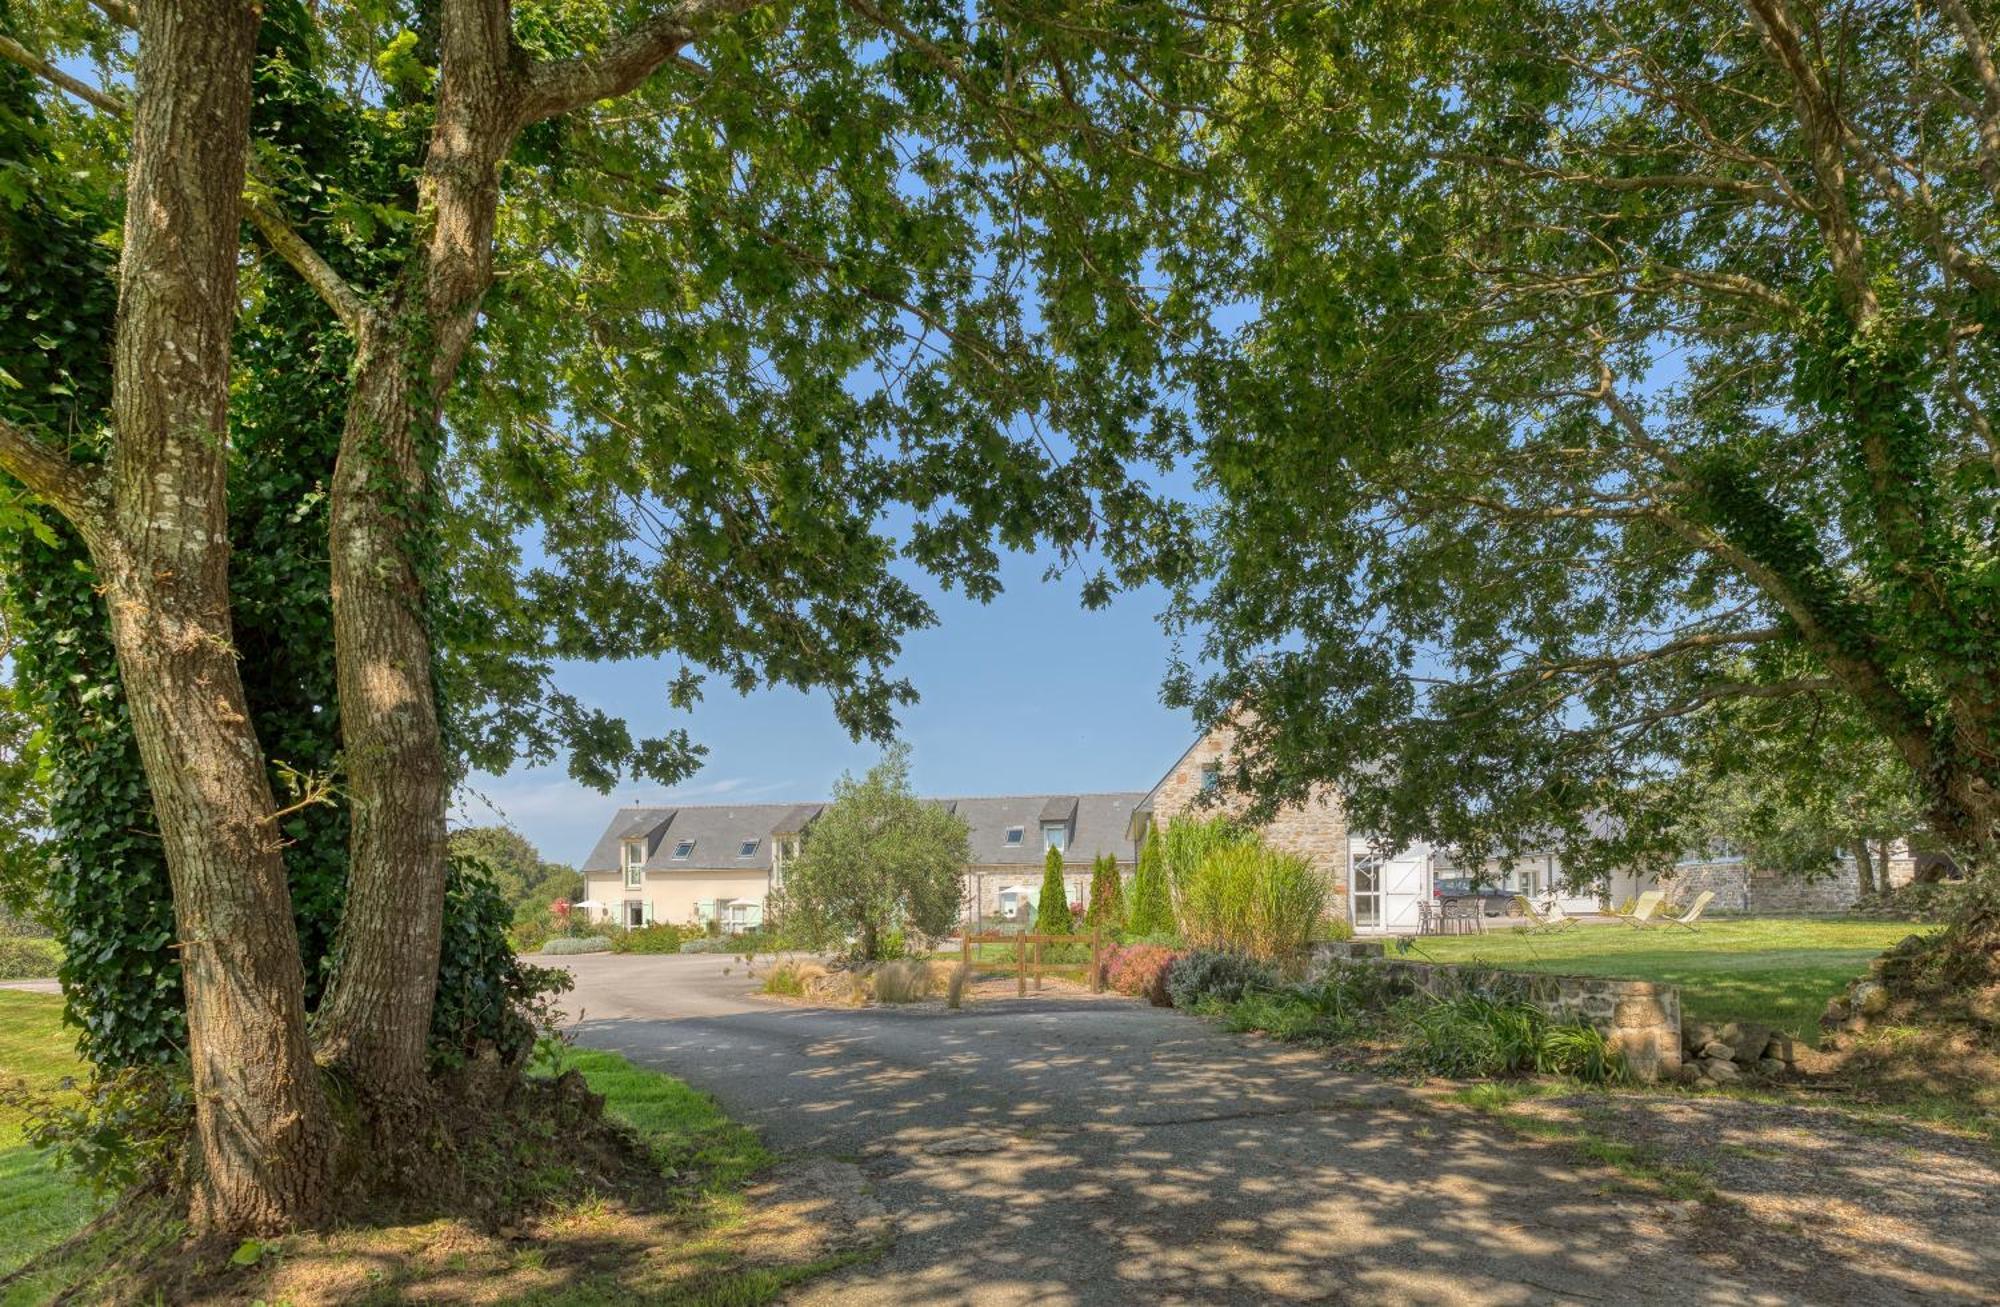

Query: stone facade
left=1608, top=845, right=1918, bottom=916
left=961, top=865, right=1117, bottom=929
left=1145, top=718, right=1353, bottom=922
left=1312, top=941, right=1682, bottom=1081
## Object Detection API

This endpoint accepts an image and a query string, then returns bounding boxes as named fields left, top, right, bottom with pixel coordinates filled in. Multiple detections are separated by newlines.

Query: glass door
left=1352, top=855, right=1382, bottom=928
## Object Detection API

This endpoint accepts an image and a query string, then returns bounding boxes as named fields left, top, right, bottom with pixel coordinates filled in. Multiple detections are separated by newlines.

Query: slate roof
left=944, top=793, right=1144, bottom=867
left=582, top=792, right=1145, bottom=872
left=582, top=803, right=808, bottom=872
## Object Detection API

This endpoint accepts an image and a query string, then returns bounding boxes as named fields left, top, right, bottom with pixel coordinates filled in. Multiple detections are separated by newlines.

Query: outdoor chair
left=1513, top=895, right=1577, bottom=933
left=1415, top=899, right=1438, bottom=936
left=1660, top=889, right=1716, bottom=932
left=1620, top=889, right=1666, bottom=928
left=1442, top=896, right=1484, bottom=935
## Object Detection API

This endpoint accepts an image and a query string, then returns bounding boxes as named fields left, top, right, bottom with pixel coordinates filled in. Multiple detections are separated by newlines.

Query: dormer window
left=738, top=839, right=760, bottom=857
left=622, top=840, right=644, bottom=888
left=672, top=839, right=696, bottom=860
left=1041, top=822, right=1067, bottom=852
left=1004, top=826, right=1024, bottom=846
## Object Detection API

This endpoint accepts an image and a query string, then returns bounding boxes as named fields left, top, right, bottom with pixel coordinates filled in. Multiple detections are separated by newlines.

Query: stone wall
left=1311, top=941, right=1682, bottom=1081
left=1149, top=718, right=1352, bottom=921
left=1616, top=846, right=1920, bottom=916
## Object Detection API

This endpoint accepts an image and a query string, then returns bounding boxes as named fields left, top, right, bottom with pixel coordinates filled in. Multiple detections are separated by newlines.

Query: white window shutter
left=696, top=899, right=715, bottom=923
left=643, top=900, right=655, bottom=925
left=744, top=902, right=763, bottom=928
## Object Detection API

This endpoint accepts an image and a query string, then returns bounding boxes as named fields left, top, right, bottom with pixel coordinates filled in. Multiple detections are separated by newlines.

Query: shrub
left=1537, top=1022, right=1628, bottom=1084
left=509, top=919, right=551, bottom=954
left=609, top=923, right=689, bottom=954
left=1393, top=993, right=1633, bottom=1081
left=1165, top=949, right=1276, bottom=1010
left=874, top=959, right=951, bottom=1003
left=1321, top=917, right=1356, bottom=942
left=1125, top=822, right=1174, bottom=936
left=1177, top=838, right=1327, bottom=959
left=0, top=934, right=60, bottom=980
left=1161, top=815, right=1245, bottom=909
left=1105, top=944, right=1183, bottom=1000
left=19, top=1063, right=194, bottom=1196
left=1250, top=849, right=1327, bottom=956
left=946, top=964, right=970, bottom=1009
left=431, top=857, right=573, bottom=1068
left=762, top=960, right=826, bottom=997
left=540, top=936, right=612, bottom=955
left=1086, top=853, right=1123, bottom=930
left=1033, top=846, right=1072, bottom=937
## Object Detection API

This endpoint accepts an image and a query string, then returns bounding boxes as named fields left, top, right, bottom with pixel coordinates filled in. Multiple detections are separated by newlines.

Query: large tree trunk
left=309, top=346, right=451, bottom=1105
left=310, top=1, right=514, bottom=1101
left=103, top=0, right=331, bottom=1233
left=1851, top=838, right=1878, bottom=899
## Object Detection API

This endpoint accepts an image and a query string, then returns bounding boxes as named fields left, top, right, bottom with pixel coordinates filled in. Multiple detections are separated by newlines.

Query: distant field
left=1410, top=918, right=1926, bottom=1040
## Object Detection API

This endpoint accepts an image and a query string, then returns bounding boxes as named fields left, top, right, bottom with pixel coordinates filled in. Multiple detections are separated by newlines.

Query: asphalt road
left=558, top=953, right=1952, bottom=1306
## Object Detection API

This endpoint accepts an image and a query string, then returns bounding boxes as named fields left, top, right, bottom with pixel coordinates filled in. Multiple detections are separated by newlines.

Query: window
left=1004, top=826, right=1024, bottom=846
left=1041, top=822, right=1067, bottom=852
left=1199, top=762, right=1222, bottom=794
left=739, top=838, right=760, bottom=857
left=622, top=840, right=644, bottom=889
left=672, top=839, right=696, bottom=860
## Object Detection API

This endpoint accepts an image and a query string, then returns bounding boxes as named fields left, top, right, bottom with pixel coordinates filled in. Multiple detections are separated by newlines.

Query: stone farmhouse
left=578, top=716, right=1908, bottom=934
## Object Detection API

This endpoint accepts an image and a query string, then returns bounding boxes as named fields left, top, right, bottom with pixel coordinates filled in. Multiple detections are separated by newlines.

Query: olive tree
left=774, top=745, right=968, bottom=959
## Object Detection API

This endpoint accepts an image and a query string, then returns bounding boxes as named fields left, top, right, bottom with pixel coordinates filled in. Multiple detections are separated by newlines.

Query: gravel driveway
left=559, top=953, right=1996, bottom=1306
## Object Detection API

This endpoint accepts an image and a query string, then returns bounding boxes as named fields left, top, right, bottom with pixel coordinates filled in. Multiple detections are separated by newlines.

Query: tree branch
left=0, top=415, right=104, bottom=528
left=242, top=185, right=371, bottom=335
left=1939, top=0, right=2000, bottom=207
left=0, top=33, right=127, bottom=114
left=516, top=0, right=765, bottom=125
left=0, top=38, right=370, bottom=335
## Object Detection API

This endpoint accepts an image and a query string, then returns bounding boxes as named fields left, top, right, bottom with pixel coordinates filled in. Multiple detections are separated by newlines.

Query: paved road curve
left=559, top=954, right=1948, bottom=1306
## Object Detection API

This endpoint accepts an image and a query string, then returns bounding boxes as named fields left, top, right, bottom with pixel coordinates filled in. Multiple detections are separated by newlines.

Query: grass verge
left=1410, top=917, right=1924, bottom=1040
left=0, top=991, right=100, bottom=1284
left=2, top=1015, right=874, bottom=1305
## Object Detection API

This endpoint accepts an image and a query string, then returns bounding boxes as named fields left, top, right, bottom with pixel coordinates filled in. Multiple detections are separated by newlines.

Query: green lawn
left=1408, top=917, right=1926, bottom=1040
left=0, top=991, right=100, bottom=1283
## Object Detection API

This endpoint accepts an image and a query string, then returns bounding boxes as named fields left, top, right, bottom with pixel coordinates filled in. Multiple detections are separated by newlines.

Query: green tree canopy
left=1155, top=1, right=2000, bottom=918
left=447, top=825, right=579, bottom=911
left=774, top=744, right=968, bottom=959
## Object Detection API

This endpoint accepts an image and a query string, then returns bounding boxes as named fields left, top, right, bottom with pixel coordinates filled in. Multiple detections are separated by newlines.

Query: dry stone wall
left=1309, top=941, right=1682, bottom=1081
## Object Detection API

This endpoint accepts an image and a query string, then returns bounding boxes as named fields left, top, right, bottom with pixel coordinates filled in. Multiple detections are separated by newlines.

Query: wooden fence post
left=961, top=930, right=972, bottom=970
left=1090, top=927, right=1102, bottom=993
left=1034, top=936, right=1043, bottom=991
left=1016, top=932, right=1026, bottom=997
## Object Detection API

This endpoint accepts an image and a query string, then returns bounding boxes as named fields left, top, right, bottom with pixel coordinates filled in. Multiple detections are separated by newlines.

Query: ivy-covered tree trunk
left=311, top=346, right=453, bottom=1107
left=89, top=0, right=332, bottom=1231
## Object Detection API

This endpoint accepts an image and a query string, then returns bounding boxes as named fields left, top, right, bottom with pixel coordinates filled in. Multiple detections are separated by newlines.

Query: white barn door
left=1349, top=838, right=1430, bottom=933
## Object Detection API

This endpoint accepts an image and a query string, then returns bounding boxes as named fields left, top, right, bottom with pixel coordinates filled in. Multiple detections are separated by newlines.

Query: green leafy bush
left=1321, top=917, right=1356, bottom=942
left=430, top=857, right=574, bottom=1068
left=1165, top=949, right=1276, bottom=1009
left=0, top=933, right=60, bottom=979
left=541, top=936, right=612, bottom=956
left=17, top=1063, right=193, bottom=1197
left=609, top=923, right=689, bottom=954
left=1395, top=993, right=1625, bottom=1084
left=1086, top=853, right=1123, bottom=929
left=1537, top=1022, right=1628, bottom=1084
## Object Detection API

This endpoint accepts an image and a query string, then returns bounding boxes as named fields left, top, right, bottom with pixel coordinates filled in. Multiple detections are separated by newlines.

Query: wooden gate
left=958, top=930, right=1106, bottom=996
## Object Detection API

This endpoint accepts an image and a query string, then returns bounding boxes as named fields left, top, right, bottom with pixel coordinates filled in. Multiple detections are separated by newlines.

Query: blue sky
left=453, top=549, right=1204, bottom=867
